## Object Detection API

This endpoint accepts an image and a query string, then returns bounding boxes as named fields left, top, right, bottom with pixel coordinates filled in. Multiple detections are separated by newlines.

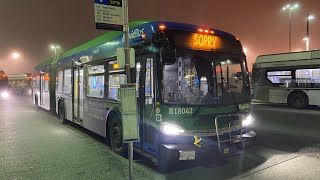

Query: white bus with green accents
left=252, top=50, right=320, bottom=108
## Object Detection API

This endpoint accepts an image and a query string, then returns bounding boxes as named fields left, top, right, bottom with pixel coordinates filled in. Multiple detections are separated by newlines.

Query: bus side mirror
left=160, top=46, right=176, bottom=65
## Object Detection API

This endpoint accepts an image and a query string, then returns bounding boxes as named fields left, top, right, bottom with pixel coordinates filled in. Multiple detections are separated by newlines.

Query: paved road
left=0, top=97, right=162, bottom=180
left=0, top=97, right=319, bottom=180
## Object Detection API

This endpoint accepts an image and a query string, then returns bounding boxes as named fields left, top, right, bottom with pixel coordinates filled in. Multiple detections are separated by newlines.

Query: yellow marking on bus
left=194, top=136, right=202, bottom=148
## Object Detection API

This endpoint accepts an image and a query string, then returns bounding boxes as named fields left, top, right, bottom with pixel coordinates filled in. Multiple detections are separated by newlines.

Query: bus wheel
left=58, top=103, right=67, bottom=124
left=109, top=116, right=125, bottom=155
left=288, top=92, right=308, bottom=109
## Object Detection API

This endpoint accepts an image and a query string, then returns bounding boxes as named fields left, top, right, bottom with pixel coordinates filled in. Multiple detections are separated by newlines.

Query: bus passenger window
left=296, top=68, right=320, bottom=88
left=57, top=71, right=63, bottom=93
left=44, top=78, right=49, bottom=92
left=63, top=69, right=72, bottom=94
left=32, top=77, right=39, bottom=89
left=136, top=62, right=141, bottom=97
left=87, top=75, right=105, bottom=98
left=145, top=58, right=153, bottom=98
left=267, top=71, right=292, bottom=87
left=108, top=74, right=127, bottom=101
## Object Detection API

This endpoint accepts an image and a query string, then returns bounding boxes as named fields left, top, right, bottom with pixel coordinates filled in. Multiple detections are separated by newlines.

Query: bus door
left=137, top=55, right=156, bottom=153
left=40, top=75, right=44, bottom=106
left=73, top=67, right=84, bottom=124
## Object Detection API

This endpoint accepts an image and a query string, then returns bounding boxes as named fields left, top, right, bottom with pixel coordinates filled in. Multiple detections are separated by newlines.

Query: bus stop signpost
left=120, top=84, right=139, bottom=143
left=94, top=0, right=137, bottom=179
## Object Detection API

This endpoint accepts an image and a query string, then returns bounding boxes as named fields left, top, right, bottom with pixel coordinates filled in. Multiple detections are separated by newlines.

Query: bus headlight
left=1, top=91, right=9, bottom=98
left=161, top=123, right=185, bottom=136
left=242, top=114, right=253, bottom=127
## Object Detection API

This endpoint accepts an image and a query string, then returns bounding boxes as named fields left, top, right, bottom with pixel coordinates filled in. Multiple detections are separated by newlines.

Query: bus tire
left=58, top=102, right=67, bottom=124
left=288, top=91, right=308, bottom=109
left=109, top=116, right=126, bottom=155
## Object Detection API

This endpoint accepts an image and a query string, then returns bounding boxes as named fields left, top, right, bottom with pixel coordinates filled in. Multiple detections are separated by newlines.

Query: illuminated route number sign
left=190, top=33, right=221, bottom=51
left=173, top=32, right=242, bottom=53
left=192, top=34, right=217, bottom=49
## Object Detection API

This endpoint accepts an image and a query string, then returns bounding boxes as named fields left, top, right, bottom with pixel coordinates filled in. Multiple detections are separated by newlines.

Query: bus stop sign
left=94, top=0, right=123, bottom=31
left=120, top=84, right=139, bottom=143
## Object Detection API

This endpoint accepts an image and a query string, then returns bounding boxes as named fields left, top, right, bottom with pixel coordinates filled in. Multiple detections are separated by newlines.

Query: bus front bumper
left=159, top=130, right=256, bottom=162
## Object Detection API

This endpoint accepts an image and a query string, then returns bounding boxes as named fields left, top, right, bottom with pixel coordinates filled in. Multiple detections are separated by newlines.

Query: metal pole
left=54, top=48, right=57, bottom=60
left=123, top=0, right=133, bottom=179
left=124, top=0, right=131, bottom=83
left=289, top=9, right=292, bottom=52
left=306, top=13, right=310, bottom=51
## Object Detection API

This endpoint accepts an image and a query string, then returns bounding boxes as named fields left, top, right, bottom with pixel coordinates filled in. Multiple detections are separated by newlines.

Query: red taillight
left=0, top=74, right=7, bottom=79
left=198, top=29, right=204, bottom=33
left=204, top=30, right=209, bottom=33
left=210, top=31, right=215, bottom=34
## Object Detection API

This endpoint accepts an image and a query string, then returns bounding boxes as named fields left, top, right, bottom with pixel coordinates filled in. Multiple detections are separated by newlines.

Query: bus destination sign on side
left=94, top=0, right=123, bottom=31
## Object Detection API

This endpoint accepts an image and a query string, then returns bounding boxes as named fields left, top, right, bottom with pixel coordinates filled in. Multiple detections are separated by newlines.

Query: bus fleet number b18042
left=169, top=108, right=193, bottom=115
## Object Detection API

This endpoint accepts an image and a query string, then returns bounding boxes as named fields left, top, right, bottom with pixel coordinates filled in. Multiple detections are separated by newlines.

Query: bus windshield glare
left=163, top=52, right=250, bottom=105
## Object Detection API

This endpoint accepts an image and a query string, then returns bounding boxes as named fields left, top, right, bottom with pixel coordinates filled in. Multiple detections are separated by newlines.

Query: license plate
left=179, top=150, right=195, bottom=160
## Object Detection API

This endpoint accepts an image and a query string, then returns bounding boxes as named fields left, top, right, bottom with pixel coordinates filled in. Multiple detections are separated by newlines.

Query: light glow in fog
left=1, top=91, right=9, bottom=98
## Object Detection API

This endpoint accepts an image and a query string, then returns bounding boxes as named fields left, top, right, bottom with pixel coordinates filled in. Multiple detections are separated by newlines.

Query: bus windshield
left=162, top=52, right=250, bottom=105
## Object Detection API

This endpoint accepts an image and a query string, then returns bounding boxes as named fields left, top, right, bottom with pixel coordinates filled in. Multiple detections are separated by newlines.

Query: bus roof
left=7, top=73, right=32, bottom=80
left=34, top=20, right=151, bottom=70
left=35, top=20, right=239, bottom=70
left=255, top=50, right=320, bottom=64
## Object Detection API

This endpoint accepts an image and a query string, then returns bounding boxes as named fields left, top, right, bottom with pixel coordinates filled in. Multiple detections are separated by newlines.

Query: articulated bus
left=33, top=21, right=256, bottom=168
left=253, top=50, right=320, bottom=108
left=0, top=70, right=9, bottom=99
left=8, top=73, right=32, bottom=96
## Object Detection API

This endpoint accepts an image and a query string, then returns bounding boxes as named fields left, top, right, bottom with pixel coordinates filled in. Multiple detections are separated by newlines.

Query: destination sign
left=172, top=31, right=242, bottom=53
left=190, top=33, right=221, bottom=51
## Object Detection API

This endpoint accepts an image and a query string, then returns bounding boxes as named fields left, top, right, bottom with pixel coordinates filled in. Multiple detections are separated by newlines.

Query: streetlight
left=50, top=44, right=61, bottom=59
left=282, top=3, right=299, bottom=52
left=12, top=52, right=21, bottom=59
left=243, top=48, right=248, bottom=54
left=303, top=14, right=315, bottom=51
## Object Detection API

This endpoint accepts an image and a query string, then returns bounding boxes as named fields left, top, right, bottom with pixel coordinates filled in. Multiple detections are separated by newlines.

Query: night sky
left=0, top=0, right=319, bottom=74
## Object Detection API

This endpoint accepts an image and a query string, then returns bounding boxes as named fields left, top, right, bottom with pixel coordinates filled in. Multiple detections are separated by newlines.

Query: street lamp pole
left=289, top=8, right=292, bottom=52
left=282, top=3, right=299, bottom=52
left=54, top=47, right=57, bottom=58
left=50, top=44, right=61, bottom=60
left=304, top=14, right=315, bottom=51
